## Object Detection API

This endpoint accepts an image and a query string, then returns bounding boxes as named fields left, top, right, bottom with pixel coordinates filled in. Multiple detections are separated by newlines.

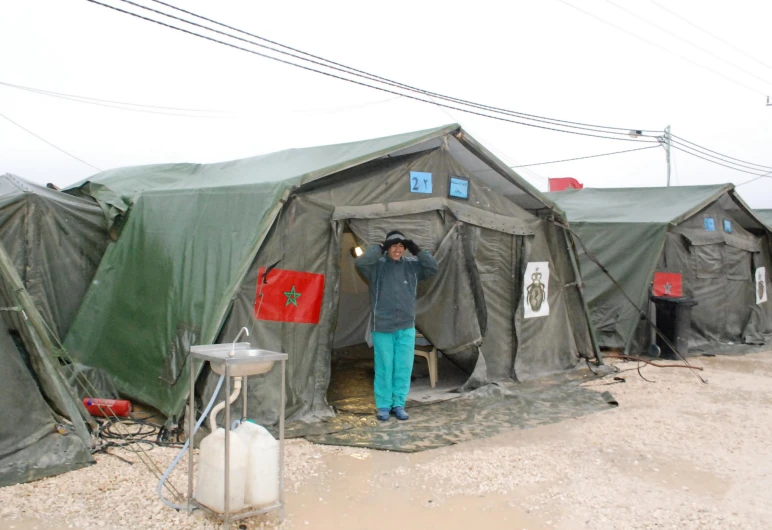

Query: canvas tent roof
left=547, top=185, right=772, bottom=352
left=0, top=174, right=106, bottom=486
left=549, top=185, right=732, bottom=224
left=63, top=125, right=594, bottom=422
left=757, top=209, right=772, bottom=230
left=68, top=124, right=559, bottom=230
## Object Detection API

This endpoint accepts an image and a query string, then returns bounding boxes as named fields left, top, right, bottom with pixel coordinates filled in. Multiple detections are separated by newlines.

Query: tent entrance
left=325, top=342, right=469, bottom=415
left=326, top=224, right=470, bottom=415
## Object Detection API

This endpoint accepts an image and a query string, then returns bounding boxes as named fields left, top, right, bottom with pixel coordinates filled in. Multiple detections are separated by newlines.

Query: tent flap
left=0, top=317, right=93, bottom=487
left=0, top=174, right=105, bottom=486
left=64, top=182, right=290, bottom=417
left=332, top=197, right=534, bottom=236
left=677, top=228, right=760, bottom=252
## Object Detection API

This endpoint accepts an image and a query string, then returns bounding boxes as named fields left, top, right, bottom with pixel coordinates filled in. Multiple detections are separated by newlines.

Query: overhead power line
left=148, top=0, right=660, bottom=136
left=735, top=172, right=772, bottom=188
left=669, top=143, right=771, bottom=177
left=3, top=79, right=405, bottom=118
left=0, top=80, right=224, bottom=113
left=86, top=0, right=772, bottom=179
left=511, top=145, right=659, bottom=168
left=649, top=0, right=772, bottom=74
left=603, top=0, right=772, bottom=92
left=668, top=138, right=772, bottom=173
left=0, top=111, right=103, bottom=172
left=555, top=0, right=768, bottom=96
left=0, top=80, right=227, bottom=118
left=670, top=133, right=772, bottom=170
left=86, top=0, right=660, bottom=143
left=128, top=0, right=772, bottom=172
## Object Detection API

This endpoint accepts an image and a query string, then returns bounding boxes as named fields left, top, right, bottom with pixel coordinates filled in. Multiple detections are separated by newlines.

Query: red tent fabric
left=548, top=178, right=584, bottom=192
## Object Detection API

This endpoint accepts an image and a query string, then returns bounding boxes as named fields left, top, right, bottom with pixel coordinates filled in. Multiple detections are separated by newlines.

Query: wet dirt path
left=2, top=351, right=772, bottom=529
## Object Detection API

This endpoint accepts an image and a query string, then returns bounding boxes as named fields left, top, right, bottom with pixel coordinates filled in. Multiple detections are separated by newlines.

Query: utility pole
left=664, top=125, right=672, bottom=187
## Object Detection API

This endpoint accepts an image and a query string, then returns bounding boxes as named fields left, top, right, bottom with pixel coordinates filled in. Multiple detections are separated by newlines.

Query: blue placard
left=449, top=176, right=469, bottom=200
left=723, top=219, right=732, bottom=233
left=704, top=218, right=716, bottom=231
left=409, top=171, right=433, bottom=194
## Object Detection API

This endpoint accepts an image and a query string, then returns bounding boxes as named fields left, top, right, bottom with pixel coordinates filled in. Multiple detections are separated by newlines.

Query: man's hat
left=385, top=230, right=406, bottom=241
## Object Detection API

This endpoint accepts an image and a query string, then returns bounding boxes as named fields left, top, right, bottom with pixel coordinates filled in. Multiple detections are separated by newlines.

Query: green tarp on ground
left=0, top=174, right=106, bottom=486
left=64, top=125, right=598, bottom=425
left=304, top=372, right=617, bottom=452
left=292, top=343, right=616, bottom=452
left=547, top=186, right=772, bottom=354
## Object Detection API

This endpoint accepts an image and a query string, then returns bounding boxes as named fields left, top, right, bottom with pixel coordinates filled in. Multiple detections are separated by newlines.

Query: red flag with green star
left=652, top=272, right=683, bottom=298
left=254, top=267, right=325, bottom=324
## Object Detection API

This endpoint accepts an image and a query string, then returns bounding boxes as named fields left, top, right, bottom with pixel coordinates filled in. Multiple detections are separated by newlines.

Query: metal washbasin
left=189, top=342, right=282, bottom=377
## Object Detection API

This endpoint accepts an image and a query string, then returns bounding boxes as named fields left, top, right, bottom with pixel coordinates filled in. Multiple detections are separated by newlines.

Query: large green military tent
left=757, top=209, right=772, bottom=230
left=548, top=185, right=772, bottom=355
left=63, top=124, right=598, bottom=424
left=0, top=174, right=108, bottom=486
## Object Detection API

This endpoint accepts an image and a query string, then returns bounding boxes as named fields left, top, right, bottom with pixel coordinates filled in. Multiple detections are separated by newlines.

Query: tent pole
left=665, top=126, right=672, bottom=187
left=0, top=240, right=95, bottom=444
left=562, top=228, right=603, bottom=365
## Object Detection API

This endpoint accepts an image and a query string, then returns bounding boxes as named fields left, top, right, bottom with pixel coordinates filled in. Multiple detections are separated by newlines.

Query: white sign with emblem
left=524, top=261, right=550, bottom=318
left=756, top=267, right=768, bottom=305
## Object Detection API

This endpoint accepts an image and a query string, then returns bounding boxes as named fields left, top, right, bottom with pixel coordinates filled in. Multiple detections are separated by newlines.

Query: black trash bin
left=650, top=296, right=698, bottom=359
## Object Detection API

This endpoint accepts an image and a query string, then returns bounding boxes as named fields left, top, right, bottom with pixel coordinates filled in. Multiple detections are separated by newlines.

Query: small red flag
left=254, top=268, right=325, bottom=324
left=653, top=272, right=683, bottom=297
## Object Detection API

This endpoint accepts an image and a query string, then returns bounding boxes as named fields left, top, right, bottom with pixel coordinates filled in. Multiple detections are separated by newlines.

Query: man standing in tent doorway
left=355, top=230, right=438, bottom=421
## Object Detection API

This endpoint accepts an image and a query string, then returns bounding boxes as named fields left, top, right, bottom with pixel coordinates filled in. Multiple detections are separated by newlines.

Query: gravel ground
left=0, top=438, right=334, bottom=530
left=399, top=350, right=772, bottom=530
left=2, top=350, right=771, bottom=529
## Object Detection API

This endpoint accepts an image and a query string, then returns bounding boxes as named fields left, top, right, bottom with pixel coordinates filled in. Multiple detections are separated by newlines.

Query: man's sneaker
left=376, top=408, right=390, bottom=421
left=392, top=406, right=409, bottom=420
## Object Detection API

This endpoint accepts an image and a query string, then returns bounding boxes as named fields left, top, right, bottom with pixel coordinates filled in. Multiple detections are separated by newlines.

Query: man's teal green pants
left=372, top=327, right=416, bottom=410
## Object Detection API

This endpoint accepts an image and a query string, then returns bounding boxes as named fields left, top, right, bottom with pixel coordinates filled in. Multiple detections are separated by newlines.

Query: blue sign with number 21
left=409, top=171, right=433, bottom=194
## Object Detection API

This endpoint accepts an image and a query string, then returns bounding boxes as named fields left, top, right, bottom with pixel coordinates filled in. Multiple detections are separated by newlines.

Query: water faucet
left=229, top=327, right=250, bottom=357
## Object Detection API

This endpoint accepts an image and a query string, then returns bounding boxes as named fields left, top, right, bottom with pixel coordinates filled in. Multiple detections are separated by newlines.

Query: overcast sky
left=1, top=0, right=770, bottom=207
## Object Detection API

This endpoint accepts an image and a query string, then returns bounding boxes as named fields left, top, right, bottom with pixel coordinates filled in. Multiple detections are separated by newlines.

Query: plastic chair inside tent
left=414, top=331, right=438, bottom=388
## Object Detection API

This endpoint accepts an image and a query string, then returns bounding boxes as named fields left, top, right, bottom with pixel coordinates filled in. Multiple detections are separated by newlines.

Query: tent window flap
left=691, top=243, right=723, bottom=279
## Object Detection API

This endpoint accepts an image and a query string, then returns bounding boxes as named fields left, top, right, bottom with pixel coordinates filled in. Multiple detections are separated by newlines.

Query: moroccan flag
left=652, top=272, right=683, bottom=298
left=254, top=267, right=325, bottom=324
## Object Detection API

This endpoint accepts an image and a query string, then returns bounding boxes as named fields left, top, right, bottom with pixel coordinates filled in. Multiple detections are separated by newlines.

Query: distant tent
left=548, top=185, right=772, bottom=354
left=0, top=174, right=109, bottom=486
left=63, top=124, right=598, bottom=424
left=757, top=209, right=772, bottom=230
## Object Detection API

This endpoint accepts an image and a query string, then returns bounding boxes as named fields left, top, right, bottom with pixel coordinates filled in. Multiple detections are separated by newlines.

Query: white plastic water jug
left=195, top=428, right=248, bottom=513
left=234, top=421, right=280, bottom=507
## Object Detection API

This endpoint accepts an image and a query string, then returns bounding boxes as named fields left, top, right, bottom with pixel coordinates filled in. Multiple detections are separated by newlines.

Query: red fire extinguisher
left=83, top=398, right=132, bottom=417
